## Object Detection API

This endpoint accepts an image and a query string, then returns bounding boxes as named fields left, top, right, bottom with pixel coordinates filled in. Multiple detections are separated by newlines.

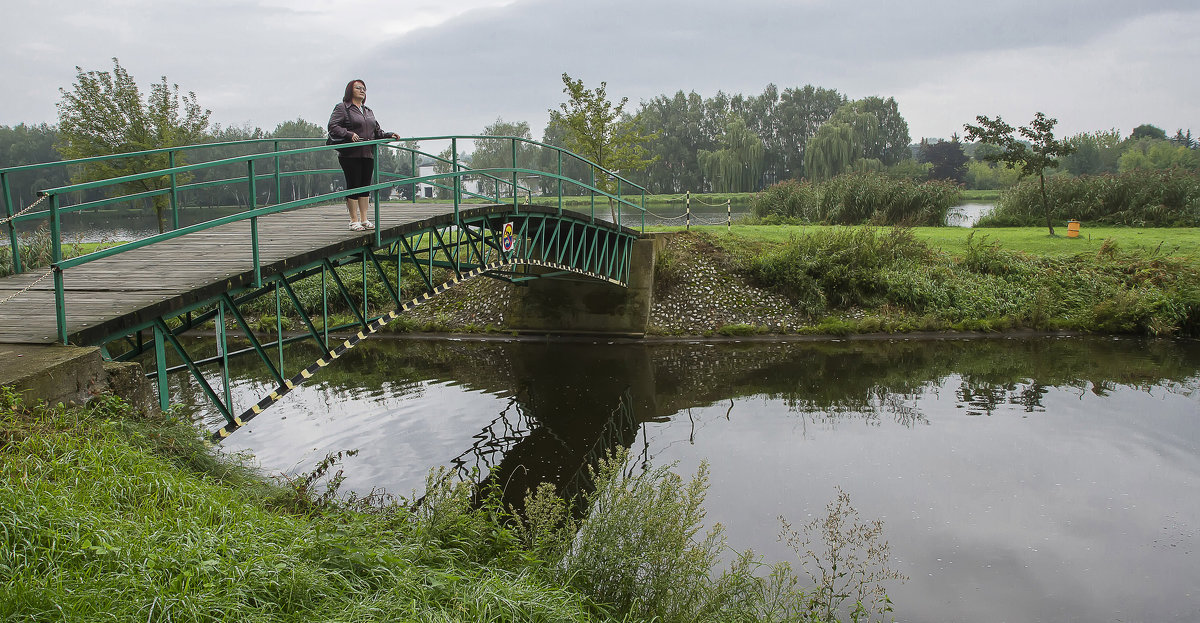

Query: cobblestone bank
left=405, top=233, right=807, bottom=335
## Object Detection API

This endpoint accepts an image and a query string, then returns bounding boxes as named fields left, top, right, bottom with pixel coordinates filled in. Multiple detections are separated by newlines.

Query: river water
left=176, top=335, right=1200, bottom=622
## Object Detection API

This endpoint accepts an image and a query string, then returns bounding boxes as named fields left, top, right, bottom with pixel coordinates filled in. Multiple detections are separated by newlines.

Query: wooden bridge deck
left=0, top=202, right=504, bottom=345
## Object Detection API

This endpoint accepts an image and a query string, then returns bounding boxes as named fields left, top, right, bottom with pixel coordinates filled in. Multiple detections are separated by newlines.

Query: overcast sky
left=2, top=0, right=1198, bottom=146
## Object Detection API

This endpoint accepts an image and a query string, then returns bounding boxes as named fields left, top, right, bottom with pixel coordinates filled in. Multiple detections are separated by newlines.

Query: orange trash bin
left=1067, top=220, right=1080, bottom=238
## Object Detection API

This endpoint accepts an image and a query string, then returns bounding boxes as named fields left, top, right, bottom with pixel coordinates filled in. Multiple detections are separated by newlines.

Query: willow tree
left=56, top=58, right=210, bottom=232
left=552, top=73, right=656, bottom=220
left=801, top=97, right=912, bottom=181
left=697, top=117, right=766, bottom=192
left=803, top=113, right=872, bottom=182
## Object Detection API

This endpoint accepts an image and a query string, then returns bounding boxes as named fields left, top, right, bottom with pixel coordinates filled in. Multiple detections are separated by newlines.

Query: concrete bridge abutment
left=0, top=344, right=158, bottom=415
left=505, top=233, right=675, bottom=337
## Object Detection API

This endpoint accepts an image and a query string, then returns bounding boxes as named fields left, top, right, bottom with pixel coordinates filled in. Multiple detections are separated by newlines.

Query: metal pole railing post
left=248, top=160, right=261, bottom=288
left=641, top=188, right=646, bottom=232
left=1, top=171, right=21, bottom=274
left=273, top=140, right=283, bottom=205
left=557, top=150, right=563, bottom=215
left=49, top=193, right=67, bottom=344
left=372, top=143, right=381, bottom=246
left=590, top=167, right=596, bottom=223
left=511, top=139, right=519, bottom=212
left=616, top=178, right=622, bottom=228
left=727, top=199, right=731, bottom=232
left=410, top=150, right=417, bottom=203
left=168, top=151, right=180, bottom=231
left=452, top=138, right=460, bottom=223
left=686, top=190, right=691, bottom=231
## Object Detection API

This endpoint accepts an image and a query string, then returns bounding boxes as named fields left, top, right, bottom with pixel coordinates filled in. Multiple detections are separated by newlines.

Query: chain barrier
left=0, top=268, right=54, bottom=308
left=687, top=214, right=740, bottom=225
left=689, top=197, right=731, bottom=207
left=1, top=194, right=48, bottom=226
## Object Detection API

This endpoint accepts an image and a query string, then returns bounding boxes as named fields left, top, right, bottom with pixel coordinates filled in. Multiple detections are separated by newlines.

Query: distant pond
left=175, top=335, right=1200, bottom=622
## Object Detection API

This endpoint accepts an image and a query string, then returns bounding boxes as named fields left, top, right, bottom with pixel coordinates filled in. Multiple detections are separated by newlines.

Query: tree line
left=2, top=58, right=1196, bottom=215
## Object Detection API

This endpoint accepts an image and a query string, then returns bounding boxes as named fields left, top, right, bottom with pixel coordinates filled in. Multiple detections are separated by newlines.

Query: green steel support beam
left=322, top=257, right=368, bottom=329
left=154, top=322, right=169, bottom=413
left=275, top=281, right=284, bottom=378
left=217, top=300, right=233, bottom=418
left=219, top=292, right=284, bottom=386
left=155, top=317, right=234, bottom=425
left=278, top=276, right=332, bottom=360
left=429, top=227, right=463, bottom=281
left=366, top=249, right=402, bottom=308
left=399, top=235, right=434, bottom=292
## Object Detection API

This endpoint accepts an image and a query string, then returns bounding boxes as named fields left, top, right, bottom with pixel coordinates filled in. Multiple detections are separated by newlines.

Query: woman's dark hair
left=342, top=79, right=367, bottom=104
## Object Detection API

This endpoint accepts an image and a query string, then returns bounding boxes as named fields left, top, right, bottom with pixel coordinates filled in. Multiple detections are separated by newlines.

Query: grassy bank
left=0, top=387, right=905, bottom=622
left=647, top=226, right=1200, bottom=336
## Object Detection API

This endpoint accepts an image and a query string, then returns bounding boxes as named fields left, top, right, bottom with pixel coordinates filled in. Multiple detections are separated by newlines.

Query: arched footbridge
left=0, top=136, right=649, bottom=440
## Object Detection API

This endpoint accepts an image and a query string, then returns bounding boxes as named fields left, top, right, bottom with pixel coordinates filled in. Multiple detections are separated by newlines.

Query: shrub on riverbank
left=731, top=227, right=1200, bottom=336
left=978, top=168, right=1200, bottom=227
left=750, top=172, right=961, bottom=226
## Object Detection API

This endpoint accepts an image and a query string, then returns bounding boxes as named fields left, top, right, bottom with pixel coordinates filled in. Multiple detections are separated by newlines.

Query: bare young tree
left=964, top=112, right=1074, bottom=235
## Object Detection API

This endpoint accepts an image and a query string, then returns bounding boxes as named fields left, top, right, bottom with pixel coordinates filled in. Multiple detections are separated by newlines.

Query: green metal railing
left=1, top=135, right=649, bottom=346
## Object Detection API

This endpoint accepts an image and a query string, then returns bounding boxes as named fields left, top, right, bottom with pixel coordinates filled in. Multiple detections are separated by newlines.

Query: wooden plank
left=0, top=202, right=502, bottom=344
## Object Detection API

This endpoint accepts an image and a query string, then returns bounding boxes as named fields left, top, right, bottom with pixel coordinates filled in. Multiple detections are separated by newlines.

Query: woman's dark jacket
left=328, top=102, right=392, bottom=159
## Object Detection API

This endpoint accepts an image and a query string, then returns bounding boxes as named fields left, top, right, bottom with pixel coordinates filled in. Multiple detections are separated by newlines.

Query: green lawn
left=653, top=224, right=1200, bottom=260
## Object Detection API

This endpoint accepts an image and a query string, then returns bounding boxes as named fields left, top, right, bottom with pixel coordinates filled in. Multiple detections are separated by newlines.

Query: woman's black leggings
left=338, top=157, right=374, bottom=199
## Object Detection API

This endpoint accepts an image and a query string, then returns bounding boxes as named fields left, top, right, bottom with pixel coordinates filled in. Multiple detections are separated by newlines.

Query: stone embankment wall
left=0, top=344, right=157, bottom=414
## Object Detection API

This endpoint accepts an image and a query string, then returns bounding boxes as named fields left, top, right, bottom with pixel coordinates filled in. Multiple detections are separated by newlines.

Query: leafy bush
left=745, top=227, right=938, bottom=315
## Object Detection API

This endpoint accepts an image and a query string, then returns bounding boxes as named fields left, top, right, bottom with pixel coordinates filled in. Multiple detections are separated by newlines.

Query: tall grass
left=979, top=168, right=1200, bottom=227
left=0, top=227, right=128, bottom=277
left=0, top=389, right=600, bottom=622
left=750, top=172, right=961, bottom=226
left=1, top=387, right=907, bottom=623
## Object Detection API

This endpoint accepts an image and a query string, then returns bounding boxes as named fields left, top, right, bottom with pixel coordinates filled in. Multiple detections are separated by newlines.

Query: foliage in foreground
left=0, top=388, right=906, bottom=622
left=750, top=172, right=960, bottom=226
left=733, top=227, right=1200, bottom=336
left=979, top=168, right=1200, bottom=227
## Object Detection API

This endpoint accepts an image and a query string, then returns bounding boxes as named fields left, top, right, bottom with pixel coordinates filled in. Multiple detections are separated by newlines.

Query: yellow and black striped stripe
left=209, top=259, right=623, bottom=442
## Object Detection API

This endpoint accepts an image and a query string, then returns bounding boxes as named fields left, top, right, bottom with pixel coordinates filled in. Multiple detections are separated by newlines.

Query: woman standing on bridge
left=328, top=79, right=400, bottom=231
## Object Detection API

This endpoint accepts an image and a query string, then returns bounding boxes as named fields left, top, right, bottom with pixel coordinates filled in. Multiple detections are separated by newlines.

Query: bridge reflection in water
left=185, top=336, right=1200, bottom=516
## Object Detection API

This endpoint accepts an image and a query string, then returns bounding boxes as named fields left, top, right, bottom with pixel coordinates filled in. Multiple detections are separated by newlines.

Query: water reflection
left=178, top=335, right=1200, bottom=622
